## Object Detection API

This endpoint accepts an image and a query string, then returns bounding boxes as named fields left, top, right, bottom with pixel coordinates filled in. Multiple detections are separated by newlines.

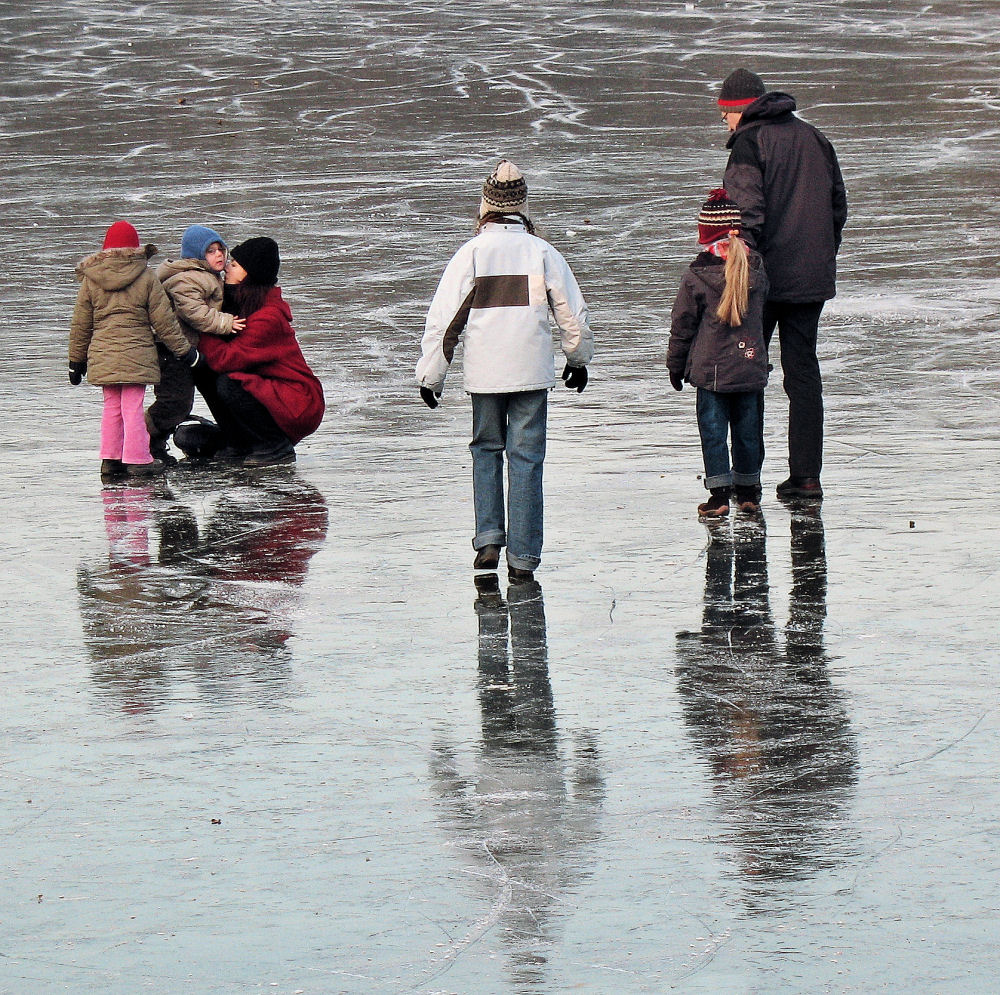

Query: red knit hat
left=102, top=221, right=140, bottom=250
left=698, top=189, right=742, bottom=244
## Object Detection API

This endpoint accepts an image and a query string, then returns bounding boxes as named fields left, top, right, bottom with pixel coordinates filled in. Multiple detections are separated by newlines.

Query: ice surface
left=2, top=1, right=999, bottom=992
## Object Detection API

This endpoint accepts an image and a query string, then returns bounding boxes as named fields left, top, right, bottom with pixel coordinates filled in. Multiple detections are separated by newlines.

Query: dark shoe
left=776, top=476, right=823, bottom=500
left=734, top=486, right=761, bottom=513
left=125, top=459, right=166, bottom=477
left=473, top=544, right=500, bottom=570
left=508, top=566, right=535, bottom=584
left=243, top=444, right=296, bottom=467
left=150, top=446, right=178, bottom=468
left=100, top=459, right=126, bottom=479
left=697, top=487, right=730, bottom=518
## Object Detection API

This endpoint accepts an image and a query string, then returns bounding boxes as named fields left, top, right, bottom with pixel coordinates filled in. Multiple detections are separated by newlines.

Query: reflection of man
left=676, top=512, right=857, bottom=885
left=429, top=579, right=604, bottom=989
left=718, top=69, right=848, bottom=501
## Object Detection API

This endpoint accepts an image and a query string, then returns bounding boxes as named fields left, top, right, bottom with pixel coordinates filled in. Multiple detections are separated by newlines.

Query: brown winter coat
left=69, top=245, right=191, bottom=386
left=156, top=258, right=237, bottom=346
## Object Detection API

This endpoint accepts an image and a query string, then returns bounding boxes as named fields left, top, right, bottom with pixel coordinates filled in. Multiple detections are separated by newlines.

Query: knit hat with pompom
left=698, top=188, right=742, bottom=244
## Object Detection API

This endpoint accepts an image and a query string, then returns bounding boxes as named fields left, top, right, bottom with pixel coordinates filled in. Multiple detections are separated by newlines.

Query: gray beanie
left=718, top=69, right=765, bottom=111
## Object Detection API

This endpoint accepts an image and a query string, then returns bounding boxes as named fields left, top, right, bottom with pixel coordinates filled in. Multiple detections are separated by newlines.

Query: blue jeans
left=470, top=391, right=547, bottom=570
left=696, top=388, right=763, bottom=490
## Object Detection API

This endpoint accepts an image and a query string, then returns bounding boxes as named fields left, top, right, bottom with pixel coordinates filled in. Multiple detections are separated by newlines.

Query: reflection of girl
left=196, top=237, right=325, bottom=467
left=667, top=189, right=769, bottom=517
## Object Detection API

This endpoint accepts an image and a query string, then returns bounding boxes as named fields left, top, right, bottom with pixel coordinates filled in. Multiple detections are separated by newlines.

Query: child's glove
left=183, top=348, right=201, bottom=368
left=669, top=370, right=684, bottom=392
left=561, top=364, right=588, bottom=393
left=68, top=361, right=86, bottom=385
left=420, top=386, right=441, bottom=409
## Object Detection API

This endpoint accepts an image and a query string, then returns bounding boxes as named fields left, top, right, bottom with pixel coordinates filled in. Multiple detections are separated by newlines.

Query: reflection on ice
left=78, top=472, right=328, bottom=713
left=676, top=508, right=858, bottom=892
left=429, top=578, right=605, bottom=990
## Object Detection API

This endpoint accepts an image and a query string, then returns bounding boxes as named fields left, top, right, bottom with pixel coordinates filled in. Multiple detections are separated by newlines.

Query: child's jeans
left=470, top=390, right=547, bottom=571
left=101, top=384, right=153, bottom=465
left=696, top=388, right=763, bottom=490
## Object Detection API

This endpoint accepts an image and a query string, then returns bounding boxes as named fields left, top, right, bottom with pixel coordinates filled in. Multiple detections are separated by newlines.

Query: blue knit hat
left=180, top=224, right=227, bottom=261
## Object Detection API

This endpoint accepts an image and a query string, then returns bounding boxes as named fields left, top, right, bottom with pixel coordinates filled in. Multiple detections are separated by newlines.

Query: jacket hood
left=689, top=249, right=766, bottom=294
left=726, top=91, right=797, bottom=148
left=156, top=256, right=215, bottom=282
left=75, top=244, right=157, bottom=291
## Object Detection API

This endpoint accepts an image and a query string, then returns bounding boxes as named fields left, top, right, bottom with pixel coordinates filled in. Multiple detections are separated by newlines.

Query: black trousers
left=762, top=300, right=825, bottom=479
left=193, top=367, right=290, bottom=454
left=146, top=345, right=195, bottom=446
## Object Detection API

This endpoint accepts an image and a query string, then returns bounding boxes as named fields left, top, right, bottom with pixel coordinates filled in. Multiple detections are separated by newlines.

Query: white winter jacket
left=416, top=221, right=594, bottom=394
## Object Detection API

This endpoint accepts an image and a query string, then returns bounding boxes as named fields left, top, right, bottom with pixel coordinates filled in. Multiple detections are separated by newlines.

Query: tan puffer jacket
left=156, top=258, right=237, bottom=347
left=69, top=245, right=191, bottom=385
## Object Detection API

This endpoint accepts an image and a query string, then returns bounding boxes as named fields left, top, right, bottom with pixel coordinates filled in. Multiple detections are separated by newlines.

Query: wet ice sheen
left=2, top=1, right=1000, bottom=992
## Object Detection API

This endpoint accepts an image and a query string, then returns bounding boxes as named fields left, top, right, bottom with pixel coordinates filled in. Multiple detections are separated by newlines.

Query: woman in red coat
left=195, top=237, right=325, bottom=466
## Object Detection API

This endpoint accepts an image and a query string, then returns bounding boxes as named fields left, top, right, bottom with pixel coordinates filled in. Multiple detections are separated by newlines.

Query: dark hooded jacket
left=667, top=248, right=769, bottom=393
left=724, top=92, right=847, bottom=303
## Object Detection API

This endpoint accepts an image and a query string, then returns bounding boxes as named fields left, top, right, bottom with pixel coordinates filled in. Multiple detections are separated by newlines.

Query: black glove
left=68, top=361, right=86, bottom=386
left=420, top=386, right=442, bottom=409
left=669, top=370, right=684, bottom=392
left=561, top=364, right=588, bottom=393
left=183, top=347, right=201, bottom=368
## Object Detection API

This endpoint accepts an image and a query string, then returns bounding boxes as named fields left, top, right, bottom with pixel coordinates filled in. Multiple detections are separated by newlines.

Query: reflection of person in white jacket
left=416, top=161, right=595, bottom=581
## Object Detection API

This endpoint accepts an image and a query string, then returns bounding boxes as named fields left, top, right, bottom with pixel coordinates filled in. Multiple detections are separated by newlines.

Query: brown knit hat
left=718, top=68, right=765, bottom=111
left=698, top=188, right=742, bottom=244
left=479, top=160, right=529, bottom=219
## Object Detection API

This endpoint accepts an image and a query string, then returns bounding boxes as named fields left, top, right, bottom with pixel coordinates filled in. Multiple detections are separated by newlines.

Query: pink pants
left=100, top=384, right=153, bottom=465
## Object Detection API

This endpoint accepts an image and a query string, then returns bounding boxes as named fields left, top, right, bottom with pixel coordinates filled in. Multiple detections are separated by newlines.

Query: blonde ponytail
left=716, top=231, right=749, bottom=326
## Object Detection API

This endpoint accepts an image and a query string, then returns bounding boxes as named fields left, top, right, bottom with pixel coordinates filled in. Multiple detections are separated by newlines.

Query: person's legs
left=470, top=393, right=508, bottom=553
left=215, top=375, right=292, bottom=458
left=146, top=346, right=195, bottom=455
left=730, top=391, right=763, bottom=488
left=775, top=301, right=825, bottom=479
left=504, top=390, right=547, bottom=572
left=120, top=384, right=153, bottom=465
left=696, top=388, right=734, bottom=490
left=100, top=386, right=125, bottom=460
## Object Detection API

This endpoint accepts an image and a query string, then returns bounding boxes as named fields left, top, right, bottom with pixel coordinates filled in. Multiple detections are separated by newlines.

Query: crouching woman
left=195, top=237, right=325, bottom=466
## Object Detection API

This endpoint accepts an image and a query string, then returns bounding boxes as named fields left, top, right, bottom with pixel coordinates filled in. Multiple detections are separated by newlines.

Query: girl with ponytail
left=667, top=189, right=770, bottom=517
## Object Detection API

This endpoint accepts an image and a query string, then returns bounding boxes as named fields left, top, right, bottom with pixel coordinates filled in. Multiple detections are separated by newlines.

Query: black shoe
left=734, top=486, right=761, bottom=513
left=697, top=487, right=730, bottom=518
left=125, top=459, right=166, bottom=477
left=508, top=566, right=535, bottom=584
left=776, top=476, right=823, bottom=500
left=243, top=444, right=296, bottom=467
left=473, top=544, right=500, bottom=570
left=100, top=459, right=126, bottom=479
left=150, top=447, right=179, bottom=468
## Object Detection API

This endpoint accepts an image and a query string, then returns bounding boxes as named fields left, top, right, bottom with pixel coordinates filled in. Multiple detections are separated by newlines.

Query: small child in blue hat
left=147, top=225, right=245, bottom=463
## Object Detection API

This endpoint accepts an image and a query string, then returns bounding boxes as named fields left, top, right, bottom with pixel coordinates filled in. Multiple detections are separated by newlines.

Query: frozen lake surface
left=2, top=1, right=999, bottom=991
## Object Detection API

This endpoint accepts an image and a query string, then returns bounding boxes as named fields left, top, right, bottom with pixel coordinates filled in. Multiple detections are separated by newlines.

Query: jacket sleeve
left=667, top=271, right=703, bottom=376
left=544, top=244, right=594, bottom=368
left=147, top=274, right=193, bottom=359
left=829, top=144, right=848, bottom=251
left=415, top=244, right=475, bottom=391
left=68, top=281, right=95, bottom=364
left=169, top=275, right=236, bottom=337
left=724, top=130, right=766, bottom=250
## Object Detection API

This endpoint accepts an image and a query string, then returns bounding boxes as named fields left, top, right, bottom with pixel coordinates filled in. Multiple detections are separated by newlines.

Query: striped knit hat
left=479, top=160, right=529, bottom=219
left=718, top=68, right=765, bottom=112
left=698, top=188, right=742, bottom=244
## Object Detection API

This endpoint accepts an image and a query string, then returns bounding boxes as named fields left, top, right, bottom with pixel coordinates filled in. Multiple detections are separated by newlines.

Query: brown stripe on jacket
left=472, top=274, right=530, bottom=309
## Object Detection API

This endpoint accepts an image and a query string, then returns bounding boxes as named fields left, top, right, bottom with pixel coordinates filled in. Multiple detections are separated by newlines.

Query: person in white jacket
left=416, top=160, right=594, bottom=581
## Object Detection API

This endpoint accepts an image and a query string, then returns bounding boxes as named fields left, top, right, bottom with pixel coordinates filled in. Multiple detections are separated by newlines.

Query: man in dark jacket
left=718, top=69, right=848, bottom=500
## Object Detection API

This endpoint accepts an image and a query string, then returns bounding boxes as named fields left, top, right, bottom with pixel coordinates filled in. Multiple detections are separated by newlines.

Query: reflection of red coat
left=199, top=287, right=325, bottom=443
